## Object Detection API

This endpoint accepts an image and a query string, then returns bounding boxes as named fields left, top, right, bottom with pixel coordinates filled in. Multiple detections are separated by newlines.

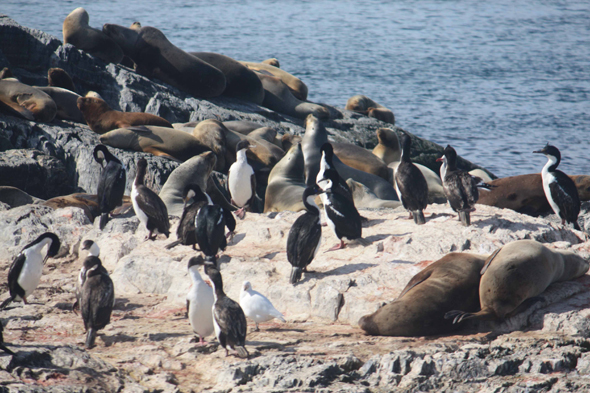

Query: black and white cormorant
left=228, top=139, right=256, bottom=219
left=203, top=257, right=249, bottom=358
left=78, top=241, right=115, bottom=349
left=186, top=256, right=214, bottom=345
left=534, top=143, right=581, bottom=230
left=73, top=239, right=101, bottom=313
left=165, top=184, right=210, bottom=250
left=195, top=201, right=236, bottom=257
left=131, top=158, right=170, bottom=240
left=1, top=232, right=61, bottom=309
left=93, top=144, right=126, bottom=230
left=318, top=164, right=363, bottom=251
left=0, top=320, right=14, bottom=355
left=316, top=143, right=353, bottom=201
left=287, top=185, right=323, bottom=284
left=436, top=145, right=479, bottom=226
left=394, top=133, right=429, bottom=225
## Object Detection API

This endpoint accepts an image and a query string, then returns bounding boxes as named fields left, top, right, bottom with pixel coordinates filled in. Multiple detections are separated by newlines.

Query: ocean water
left=3, top=0, right=590, bottom=177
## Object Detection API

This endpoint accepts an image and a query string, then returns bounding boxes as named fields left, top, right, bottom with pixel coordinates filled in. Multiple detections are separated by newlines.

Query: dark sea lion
left=35, top=86, right=85, bottom=123
left=191, top=120, right=227, bottom=172
left=371, top=128, right=400, bottom=165
left=102, top=24, right=226, bottom=98
left=223, top=120, right=264, bottom=135
left=447, top=240, right=589, bottom=324
left=0, top=80, right=57, bottom=122
left=255, top=72, right=329, bottom=120
left=189, top=52, right=264, bottom=104
left=302, top=115, right=398, bottom=201
left=332, top=142, right=389, bottom=180
left=63, top=8, right=124, bottom=64
left=345, top=95, right=385, bottom=112
left=359, top=252, right=487, bottom=336
left=248, top=127, right=282, bottom=148
left=0, top=186, right=43, bottom=208
left=261, top=58, right=280, bottom=68
left=77, top=96, right=172, bottom=134
left=367, top=107, right=395, bottom=125
left=241, top=61, right=307, bottom=100
left=99, top=126, right=211, bottom=162
left=47, top=68, right=77, bottom=92
left=264, top=142, right=306, bottom=213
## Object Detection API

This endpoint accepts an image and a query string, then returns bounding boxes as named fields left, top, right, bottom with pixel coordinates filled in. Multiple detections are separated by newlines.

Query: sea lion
left=264, top=142, right=307, bottom=213
left=302, top=115, right=398, bottom=201
left=191, top=120, right=227, bottom=172
left=248, top=127, right=282, bottom=148
left=446, top=240, right=589, bottom=324
left=0, top=80, right=57, bottom=122
left=35, top=86, right=85, bottom=123
left=261, top=58, right=280, bottom=68
left=77, top=96, right=172, bottom=134
left=223, top=120, right=264, bottom=135
left=346, top=179, right=401, bottom=209
left=359, top=252, right=487, bottom=336
left=469, top=169, right=493, bottom=183
left=159, top=151, right=217, bottom=216
left=281, top=134, right=302, bottom=152
left=477, top=173, right=590, bottom=216
left=367, top=107, right=395, bottom=125
left=42, top=193, right=131, bottom=222
left=99, top=126, right=211, bottom=162
left=0, top=68, right=15, bottom=80
left=102, top=23, right=226, bottom=98
left=47, top=68, right=77, bottom=92
left=0, top=186, right=43, bottom=208
left=388, top=162, right=446, bottom=204
left=240, top=61, right=307, bottom=100
left=346, top=95, right=385, bottom=112
left=63, top=8, right=124, bottom=64
left=371, top=128, right=400, bottom=165
left=189, top=52, right=264, bottom=104
left=332, top=142, right=389, bottom=180
left=255, top=72, right=329, bottom=120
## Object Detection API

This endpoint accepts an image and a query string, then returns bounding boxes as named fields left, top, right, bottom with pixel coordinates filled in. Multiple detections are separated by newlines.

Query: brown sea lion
left=264, top=142, right=306, bottom=213
left=77, top=96, right=172, bottom=134
left=359, top=252, right=487, bottom=336
left=223, top=120, right=264, bottom=135
left=261, top=58, right=280, bottom=68
left=0, top=80, right=57, bottom=122
left=367, top=107, right=395, bottom=125
left=345, top=95, right=385, bottom=112
left=43, top=193, right=132, bottom=222
left=47, top=68, right=76, bottom=92
left=248, top=127, right=282, bottom=148
left=102, top=23, right=226, bottom=98
left=447, top=240, right=589, bottom=324
left=281, top=134, right=302, bottom=152
left=63, top=8, right=124, bottom=64
left=332, top=142, right=389, bottom=180
left=99, top=125, right=211, bottom=162
left=189, top=52, right=264, bottom=104
left=191, top=120, right=227, bottom=172
left=241, top=61, right=307, bottom=100
left=371, top=128, right=401, bottom=164
left=35, top=86, right=85, bottom=123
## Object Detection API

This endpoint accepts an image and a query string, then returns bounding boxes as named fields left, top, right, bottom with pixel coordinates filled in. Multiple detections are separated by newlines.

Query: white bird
left=186, top=257, right=215, bottom=344
left=239, top=281, right=285, bottom=331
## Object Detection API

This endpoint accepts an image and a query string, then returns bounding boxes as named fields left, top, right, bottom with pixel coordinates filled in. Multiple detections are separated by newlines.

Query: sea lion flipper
left=397, top=268, right=433, bottom=299
left=480, top=248, right=501, bottom=275
left=505, top=296, right=544, bottom=319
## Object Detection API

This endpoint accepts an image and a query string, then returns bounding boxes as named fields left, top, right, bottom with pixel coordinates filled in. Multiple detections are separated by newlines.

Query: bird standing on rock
left=437, top=145, right=479, bottom=226
left=165, top=184, right=210, bottom=250
left=239, top=281, right=285, bottom=331
left=228, top=139, right=256, bottom=219
left=1, top=232, right=61, bottom=309
left=394, top=133, right=429, bottom=225
left=93, top=144, right=126, bottom=230
left=131, top=158, right=170, bottom=240
left=287, top=185, right=323, bottom=284
left=186, top=256, right=215, bottom=345
left=534, top=143, right=581, bottom=230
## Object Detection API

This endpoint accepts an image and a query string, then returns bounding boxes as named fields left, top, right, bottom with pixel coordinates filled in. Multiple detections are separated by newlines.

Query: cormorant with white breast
left=131, top=158, right=170, bottom=240
left=394, top=133, right=429, bottom=225
left=186, top=256, right=214, bottom=345
left=1, top=232, right=61, bottom=309
left=202, top=256, right=249, bottom=358
left=227, top=139, right=256, bottom=219
left=437, top=145, right=479, bottom=226
left=196, top=202, right=235, bottom=257
left=287, top=185, right=323, bottom=284
left=93, top=144, right=126, bottom=230
left=534, top=143, right=581, bottom=230
left=165, top=184, right=210, bottom=250
left=78, top=240, right=115, bottom=348
left=316, top=143, right=352, bottom=201
left=73, top=239, right=101, bottom=313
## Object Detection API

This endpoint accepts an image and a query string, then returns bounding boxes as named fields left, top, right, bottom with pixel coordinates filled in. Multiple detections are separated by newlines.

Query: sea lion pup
left=254, top=72, right=329, bottom=120
left=261, top=58, right=280, bottom=68
left=264, top=142, right=307, bottom=213
left=359, top=253, right=486, bottom=337
left=77, top=96, right=172, bottom=134
left=0, top=80, right=57, bottom=122
left=47, top=68, right=77, bottom=92
left=372, top=128, right=401, bottom=164
left=302, top=114, right=398, bottom=201
left=446, top=240, right=589, bottom=325
left=35, top=86, right=85, bottom=123
left=367, top=107, right=395, bottom=124
left=62, top=8, right=124, bottom=64
left=188, top=52, right=265, bottom=104
left=331, top=142, right=389, bottom=180
left=102, top=23, right=226, bottom=98
left=240, top=61, right=307, bottom=100
left=100, top=126, right=211, bottom=162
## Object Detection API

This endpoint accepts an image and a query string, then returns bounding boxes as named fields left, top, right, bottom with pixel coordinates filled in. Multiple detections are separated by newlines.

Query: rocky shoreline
left=1, top=14, right=590, bottom=393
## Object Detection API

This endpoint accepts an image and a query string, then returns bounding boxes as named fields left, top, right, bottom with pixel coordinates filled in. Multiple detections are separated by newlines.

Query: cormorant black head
left=135, top=158, right=148, bottom=184
left=93, top=144, right=120, bottom=166
left=26, top=232, right=60, bottom=263
left=399, top=133, right=412, bottom=162
left=204, top=261, right=223, bottom=293
left=187, top=255, right=205, bottom=270
left=436, top=145, right=457, bottom=170
left=236, top=139, right=252, bottom=152
left=81, top=239, right=100, bottom=257
left=302, top=185, right=322, bottom=214
left=182, top=184, right=207, bottom=204
left=533, top=143, right=561, bottom=161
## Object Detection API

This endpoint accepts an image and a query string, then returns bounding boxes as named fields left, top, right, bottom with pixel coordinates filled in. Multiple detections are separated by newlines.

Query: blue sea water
left=3, top=0, right=590, bottom=177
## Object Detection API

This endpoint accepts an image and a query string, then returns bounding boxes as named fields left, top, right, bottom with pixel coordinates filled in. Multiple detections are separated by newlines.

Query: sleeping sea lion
left=0, top=80, right=57, bottom=122
left=241, top=61, right=307, bottom=100
left=332, top=142, right=389, bottom=180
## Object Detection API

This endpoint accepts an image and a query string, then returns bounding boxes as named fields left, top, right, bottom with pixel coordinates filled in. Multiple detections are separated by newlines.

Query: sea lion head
left=376, top=128, right=399, bottom=150
left=102, top=23, right=140, bottom=55
left=77, top=96, right=110, bottom=115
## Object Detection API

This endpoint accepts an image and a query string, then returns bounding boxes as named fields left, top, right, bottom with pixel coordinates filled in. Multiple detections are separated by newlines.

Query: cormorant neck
left=189, top=267, right=204, bottom=283
left=401, top=143, right=412, bottom=163
left=303, top=195, right=321, bottom=216
left=236, top=149, right=248, bottom=163
left=544, top=154, right=559, bottom=173
left=135, top=165, right=146, bottom=186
